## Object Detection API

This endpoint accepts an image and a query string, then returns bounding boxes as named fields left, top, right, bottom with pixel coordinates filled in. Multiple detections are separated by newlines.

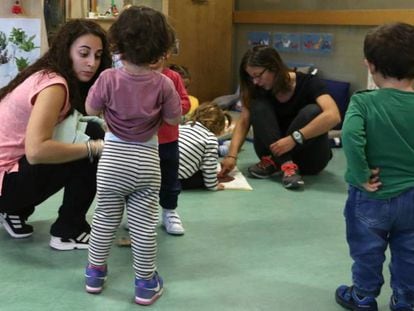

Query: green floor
left=0, top=142, right=392, bottom=311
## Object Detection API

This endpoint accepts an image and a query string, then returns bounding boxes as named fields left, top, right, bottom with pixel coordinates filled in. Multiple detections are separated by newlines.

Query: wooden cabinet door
left=168, top=0, right=234, bottom=102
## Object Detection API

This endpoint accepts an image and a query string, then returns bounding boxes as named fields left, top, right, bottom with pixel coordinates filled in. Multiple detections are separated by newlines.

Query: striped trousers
left=88, top=140, right=161, bottom=279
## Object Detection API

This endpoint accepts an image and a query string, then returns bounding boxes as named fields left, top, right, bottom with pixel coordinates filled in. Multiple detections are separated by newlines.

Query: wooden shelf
left=233, top=9, right=414, bottom=26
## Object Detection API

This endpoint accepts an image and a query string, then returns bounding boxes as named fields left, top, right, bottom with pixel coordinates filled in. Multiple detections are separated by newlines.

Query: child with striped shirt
left=179, top=102, right=231, bottom=190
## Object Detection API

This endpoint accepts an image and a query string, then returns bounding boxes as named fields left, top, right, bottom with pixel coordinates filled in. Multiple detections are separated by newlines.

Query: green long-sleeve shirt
left=342, top=88, right=414, bottom=199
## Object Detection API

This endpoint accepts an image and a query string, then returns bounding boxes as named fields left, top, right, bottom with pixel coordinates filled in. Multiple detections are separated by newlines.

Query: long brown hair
left=239, top=45, right=291, bottom=109
left=0, top=19, right=112, bottom=114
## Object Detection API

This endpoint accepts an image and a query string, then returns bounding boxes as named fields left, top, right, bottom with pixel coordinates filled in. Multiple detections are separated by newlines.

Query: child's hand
left=361, top=168, right=382, bottom=192
left=217, top=183, right=225, bottom=190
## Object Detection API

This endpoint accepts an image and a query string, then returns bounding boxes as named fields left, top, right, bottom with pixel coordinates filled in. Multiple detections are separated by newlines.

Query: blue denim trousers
left=344, top=185, right=414, bottom=304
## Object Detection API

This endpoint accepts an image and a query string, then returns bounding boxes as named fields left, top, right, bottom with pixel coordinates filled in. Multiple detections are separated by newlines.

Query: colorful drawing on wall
left=247, top=31, right=271, bottom=47
left=273, top=33, right=301, bottom=53
left=0, top=18, right=41, bottom=88
left=301, top=33, right=333, bottom=54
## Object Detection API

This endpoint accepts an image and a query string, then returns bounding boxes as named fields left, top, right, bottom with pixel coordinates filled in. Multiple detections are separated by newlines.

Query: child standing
left=335, top=22, right=414, bottom=311
left=84, top=6, right=181, bottom=305
left=150, top=54, right=190, bottom=235
left=179, top=102, right=231, bottom=190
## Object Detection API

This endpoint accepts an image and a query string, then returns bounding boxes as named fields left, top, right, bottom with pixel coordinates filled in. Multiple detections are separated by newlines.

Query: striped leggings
left=88, top=140, right=161, bottom=279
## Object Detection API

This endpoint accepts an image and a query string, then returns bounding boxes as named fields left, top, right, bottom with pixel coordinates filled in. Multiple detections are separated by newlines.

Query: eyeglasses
left=249, top=68, right=267, bottom=82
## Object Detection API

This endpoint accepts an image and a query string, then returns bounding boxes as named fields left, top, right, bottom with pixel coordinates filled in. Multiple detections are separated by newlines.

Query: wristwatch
left=292, top=130, right=304, bottom=145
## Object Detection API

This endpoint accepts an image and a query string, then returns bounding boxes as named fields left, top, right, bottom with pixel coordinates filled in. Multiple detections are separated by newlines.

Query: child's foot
left=390, top=295, right=414, bottom=311
left=85, top=263, right=107, bottom=294
left=335, top=285, right=378, bottom=311
left=135, top=272, right=163, bottom=305
left=162, top=209, right=185, bottom=235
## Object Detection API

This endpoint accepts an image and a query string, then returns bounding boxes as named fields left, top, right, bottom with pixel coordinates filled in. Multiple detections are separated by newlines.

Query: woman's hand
left=218, top=156, right=236, bottom=178
left=269, top=136, right=296, bottom=156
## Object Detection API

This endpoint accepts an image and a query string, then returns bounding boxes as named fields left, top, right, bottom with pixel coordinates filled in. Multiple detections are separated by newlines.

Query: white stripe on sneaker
left=77, top=232, right=90, bottom=243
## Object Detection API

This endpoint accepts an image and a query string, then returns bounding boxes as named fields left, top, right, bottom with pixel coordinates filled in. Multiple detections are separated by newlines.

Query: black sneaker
left=248, top=156, right=280, bottom=179
left=390, top=295, right=414, bottom=311
left=0, top=213, right=33, bottom=238
left=335, top=285, right=378, bottom=311
left=49, top=232, right=90, bottom=250
left=281, top=162, right=304, bottom=189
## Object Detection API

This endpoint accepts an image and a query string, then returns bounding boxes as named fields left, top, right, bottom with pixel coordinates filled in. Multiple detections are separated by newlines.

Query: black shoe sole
left=248, top=169, right=281, bottom=179
left=283, top=181, right=305, bottom=189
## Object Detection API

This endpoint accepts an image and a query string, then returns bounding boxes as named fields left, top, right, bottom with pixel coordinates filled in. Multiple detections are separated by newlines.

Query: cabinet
left=168, top=0, right=234, bottom=102
left=70, top=0, right=234, bottom=102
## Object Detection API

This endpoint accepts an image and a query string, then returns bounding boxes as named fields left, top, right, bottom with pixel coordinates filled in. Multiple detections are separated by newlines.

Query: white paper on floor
left=217, top=164, right=253, bottom=190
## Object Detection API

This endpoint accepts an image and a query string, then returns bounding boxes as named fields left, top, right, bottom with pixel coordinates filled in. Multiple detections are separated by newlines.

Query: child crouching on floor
left=179, top=102, right=232, bottom=190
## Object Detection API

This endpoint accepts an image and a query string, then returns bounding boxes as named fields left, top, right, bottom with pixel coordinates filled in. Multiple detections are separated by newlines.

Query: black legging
left=0, top=121, right=103, bottom=238
left=249, top=98, right=332, bottom=175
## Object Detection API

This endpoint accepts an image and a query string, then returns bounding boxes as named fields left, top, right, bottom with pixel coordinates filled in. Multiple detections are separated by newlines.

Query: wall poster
left=0, top=18, right=41, bottom=88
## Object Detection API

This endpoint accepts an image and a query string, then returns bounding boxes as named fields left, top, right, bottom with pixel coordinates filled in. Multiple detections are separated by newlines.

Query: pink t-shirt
left=86, top=68, right=181, bottom=142
left=0, top=71, right=70, bottom=195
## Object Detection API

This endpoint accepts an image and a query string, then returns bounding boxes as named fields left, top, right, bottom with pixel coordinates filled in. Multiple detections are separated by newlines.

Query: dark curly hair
left=109, top=5, right=176, bottom=65
left=0, top=19, right=112, bottom=114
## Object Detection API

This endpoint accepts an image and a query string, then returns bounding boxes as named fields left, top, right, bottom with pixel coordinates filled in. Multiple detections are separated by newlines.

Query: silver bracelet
left=85, top=140, right=94, bottom=163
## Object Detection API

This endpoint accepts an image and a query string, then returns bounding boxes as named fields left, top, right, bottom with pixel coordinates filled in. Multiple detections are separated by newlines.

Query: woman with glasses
left=219, top=45, right=341, bottom=189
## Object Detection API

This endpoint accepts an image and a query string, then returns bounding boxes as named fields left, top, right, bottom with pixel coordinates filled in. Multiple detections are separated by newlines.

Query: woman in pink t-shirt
left=0, top=19, right=111, bottom=250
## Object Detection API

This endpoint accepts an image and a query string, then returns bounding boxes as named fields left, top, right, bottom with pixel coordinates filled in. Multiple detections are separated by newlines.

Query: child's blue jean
left=345, top=185, right=414, bottom=304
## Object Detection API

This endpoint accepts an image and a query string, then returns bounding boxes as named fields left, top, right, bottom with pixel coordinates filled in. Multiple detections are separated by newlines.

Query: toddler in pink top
left=84, top=5, right=181, bottom=306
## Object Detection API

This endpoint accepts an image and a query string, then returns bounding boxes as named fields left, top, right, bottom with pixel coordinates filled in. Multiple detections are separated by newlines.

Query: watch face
left=293, top=131, right=303, bottom=143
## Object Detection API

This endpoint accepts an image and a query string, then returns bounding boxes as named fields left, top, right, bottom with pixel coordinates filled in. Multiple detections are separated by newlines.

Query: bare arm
left=270, top=94, right=341, bottom=156
left=85, top=103, right=102, bottom=116
left=164, top=116, right=182, bottom=126
left=300, top=94, right=341, bottom=140
left=25, top=85, right=89, bottom=164
left=218, top=107, right=250, bottom=176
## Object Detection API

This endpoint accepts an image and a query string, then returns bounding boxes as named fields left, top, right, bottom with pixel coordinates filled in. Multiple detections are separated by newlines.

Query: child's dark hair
left=168, top=64, right=191, bottom=80
left=109, top=5, right=176, bottom=65
left=364, top=22, right=414, bottom=80
left=188, top=102, right=232, bottom=136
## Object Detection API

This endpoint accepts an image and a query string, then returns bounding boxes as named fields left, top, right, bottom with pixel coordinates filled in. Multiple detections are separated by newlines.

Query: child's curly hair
left=187, top=102, right=232, bottom=136
left=109, top=5, right=175, bottom=65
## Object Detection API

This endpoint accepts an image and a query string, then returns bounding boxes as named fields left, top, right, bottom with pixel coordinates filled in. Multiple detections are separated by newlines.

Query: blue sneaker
left=335, top=285, right=378, bottom=311
left=135, top=272, right=163, bottom=305
left=85, top=264, right=107, bottom=294
left=390, top=295, right=414, bottom=311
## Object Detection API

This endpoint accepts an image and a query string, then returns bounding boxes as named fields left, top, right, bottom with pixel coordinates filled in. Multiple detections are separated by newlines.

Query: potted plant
left=9, top=27, right=39, bottom=52
left=15, top=56, right=29, bottom=71
left=0, top=31, right=10, bottom=65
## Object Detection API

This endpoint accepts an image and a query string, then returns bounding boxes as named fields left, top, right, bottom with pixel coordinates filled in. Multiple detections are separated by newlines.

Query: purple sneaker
left=85, top=264, right=107, bottom=294
left=335, top=285, right=378, bottom=311
left=135, top=272, right=163, bottom=305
